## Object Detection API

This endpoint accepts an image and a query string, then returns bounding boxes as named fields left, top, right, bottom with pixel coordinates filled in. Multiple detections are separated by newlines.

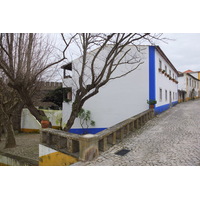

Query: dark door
left=169, top=91, right=172, bottom=106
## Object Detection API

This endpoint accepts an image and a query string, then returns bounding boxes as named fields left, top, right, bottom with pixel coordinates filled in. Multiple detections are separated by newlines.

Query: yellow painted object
left=185, top=97, right=191, bottom=101
left=198, top=72, right=200, bottom=80
left=39, top=151, right=78, bottom=166
left=21, top=126, right=60, bottom=133
left=0, top=162, right=9, bottom=166
left=21, top=128, right=40, bottom=133
left=52, top=126, right=61, bottom=130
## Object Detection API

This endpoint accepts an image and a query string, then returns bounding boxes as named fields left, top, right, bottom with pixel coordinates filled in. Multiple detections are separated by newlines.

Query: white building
left=178, top=72, right=200, bottom=102
left=188, top=71, right=200, bottom=80
left=62, top=45, right=179, bottom=134
left=153, top=47, right=179, bottom=113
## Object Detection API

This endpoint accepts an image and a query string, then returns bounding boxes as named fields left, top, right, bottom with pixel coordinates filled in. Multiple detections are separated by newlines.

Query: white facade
left=178, top=73, right=200, bottom=101
left=62, top=45, right=178, bottom=134
left=154, top=48, right=178, bottom=112
left=21, top=108, right=62, bottom=132
left=189, top=71, right=200, bottom=80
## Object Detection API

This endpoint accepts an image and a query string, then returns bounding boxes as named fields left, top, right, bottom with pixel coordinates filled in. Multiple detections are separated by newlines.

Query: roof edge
left=155, top=46, right=179, bottom=75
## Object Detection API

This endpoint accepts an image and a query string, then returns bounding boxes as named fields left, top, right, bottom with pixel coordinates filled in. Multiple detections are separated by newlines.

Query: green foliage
left=42, top=87, right=63, bottom=109
left=90, top=120, right=95, bottom=126
left=78, top=108, right=95, bottom=133
left=147, top=99, right=157, bottom=105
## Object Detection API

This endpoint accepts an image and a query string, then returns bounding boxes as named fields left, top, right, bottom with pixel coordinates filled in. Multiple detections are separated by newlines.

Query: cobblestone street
left=74, top=99, right=200, bottom=166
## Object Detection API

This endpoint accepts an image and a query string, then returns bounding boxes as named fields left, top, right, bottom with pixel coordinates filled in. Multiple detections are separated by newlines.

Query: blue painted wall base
left=69, top=128, right=107, bottom=135
left=154, top=101, right=178, bottom=115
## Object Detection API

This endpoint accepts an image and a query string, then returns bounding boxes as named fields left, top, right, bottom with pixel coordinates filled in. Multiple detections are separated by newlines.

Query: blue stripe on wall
left=154, top=101, right=178, bottom=115
left=69, top=128, right=107, bottom=135
left=149, top=46, right=156, bottom=102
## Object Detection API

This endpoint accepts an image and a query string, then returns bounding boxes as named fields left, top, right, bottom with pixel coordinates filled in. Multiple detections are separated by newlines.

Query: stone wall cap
left=82, top=134, right=96, bottom=138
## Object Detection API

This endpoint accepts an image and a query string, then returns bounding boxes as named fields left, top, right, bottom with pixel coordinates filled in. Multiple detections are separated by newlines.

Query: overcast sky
left=60, top=33, right=200, bottom=74
left=158, top=33, right=200, bottom=72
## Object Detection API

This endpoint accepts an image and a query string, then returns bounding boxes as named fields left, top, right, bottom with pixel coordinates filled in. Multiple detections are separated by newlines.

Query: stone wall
left=0, top=151, right=38, bottom=166
left=40, top=109, right=154, bottom=165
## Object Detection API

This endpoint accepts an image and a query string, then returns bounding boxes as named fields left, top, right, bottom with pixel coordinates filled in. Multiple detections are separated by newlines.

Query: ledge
left=40, top=109, right=154, bottom=162
left=0, top=151, right=38, bottom=166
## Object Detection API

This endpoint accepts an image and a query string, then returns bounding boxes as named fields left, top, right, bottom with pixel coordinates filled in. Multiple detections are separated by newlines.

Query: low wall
left=39, top=144, right=78, bottom=166
left=40, top=109, right=154, bottom=165
left=0, top=151, right=38, bottom=166
left=21, top=109, right=62, bottom=133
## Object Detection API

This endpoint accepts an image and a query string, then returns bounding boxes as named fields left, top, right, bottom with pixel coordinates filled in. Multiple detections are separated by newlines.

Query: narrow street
left=75, top=99, right=200, bottom=166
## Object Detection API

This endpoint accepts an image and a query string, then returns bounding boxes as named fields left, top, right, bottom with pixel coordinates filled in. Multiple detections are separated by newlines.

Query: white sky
left=158, top=33, right=200, bottom=72
left=58, top=33, right=200, bottom=74
left=47, top=33, right=200, bottom=81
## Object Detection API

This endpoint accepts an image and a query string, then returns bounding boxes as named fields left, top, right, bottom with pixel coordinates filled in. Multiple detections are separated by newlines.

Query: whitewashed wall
left=155, top=50, right=178, bottom=107
left=190, top=72, right=198, bottom=79
left=63, top=45, right=150, bottom=130
left=178, top=75, right=185, bottom=91
left=21, top=109, right=62, bottom=132
left=21, top=109, right=41, bottom=130
left=184, top=74, right=199, bottom=98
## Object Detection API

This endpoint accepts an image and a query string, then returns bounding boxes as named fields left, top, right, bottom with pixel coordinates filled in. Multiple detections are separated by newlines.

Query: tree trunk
left=64, top=98, right=84, bottom=131
left=64, top=111, right=78, bottom=131
left=4, top=119, right=16, bottom=148
left=21, top=93, right=47, bottom=122
left=13, top=86, right=48, bottom=123
left=12, top=102, right=24, bottom=133
left=26, top=102, right=47, bottom=122
left=0, top=125, right=3, bottom=142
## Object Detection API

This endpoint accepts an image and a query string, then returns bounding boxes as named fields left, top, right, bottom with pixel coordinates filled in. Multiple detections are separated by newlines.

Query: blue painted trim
left=154, top=104, right=170, bottom=114
left=154, top=101, right=178, bottom=115
left=69, top=128, right=107, bottom=135
left=172, top=101, right=178, bottom=106
left=149, top=46, right=156, bottom=102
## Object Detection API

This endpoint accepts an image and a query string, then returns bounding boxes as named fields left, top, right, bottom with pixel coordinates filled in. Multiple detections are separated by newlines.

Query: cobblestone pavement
left=75, top=100, right=200, bottom=166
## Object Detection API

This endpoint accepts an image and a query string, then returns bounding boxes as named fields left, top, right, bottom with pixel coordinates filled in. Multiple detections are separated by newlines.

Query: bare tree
left=62, top=33, right=164, bottom=131
left=0, top=33, right=74, bottom=123
left=0, top=75, right=21, bottom=148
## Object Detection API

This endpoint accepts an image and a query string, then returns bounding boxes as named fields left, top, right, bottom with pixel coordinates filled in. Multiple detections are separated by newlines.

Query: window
left=160, top=88, right=162, bottom=101
left=63, top=87, right=72, bottom=102
left=186, top=77, right=188, bottom=86
left=165, top=65, right=167, bottom=73
left=190, top=78, right=191, bottom=86
left=173, top=92, right=174, bottom=100
left=67, top=88, right=72, bottom=101
left=165, top=90, right=167, bottom=101
left=62, top=63, right=72, bottom=78
left=159, top=60, right=162, bottom=69
left=173, top=73, right=174, bottom=79
left=169, top=70, right=171, bottom=77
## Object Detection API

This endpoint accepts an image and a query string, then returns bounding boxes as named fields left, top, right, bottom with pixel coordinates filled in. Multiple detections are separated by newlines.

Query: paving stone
left=75, top=99, right=200, bottom=166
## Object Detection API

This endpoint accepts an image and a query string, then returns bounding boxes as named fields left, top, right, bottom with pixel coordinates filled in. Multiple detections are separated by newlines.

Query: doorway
left=169, top=91, right=172, bottom=107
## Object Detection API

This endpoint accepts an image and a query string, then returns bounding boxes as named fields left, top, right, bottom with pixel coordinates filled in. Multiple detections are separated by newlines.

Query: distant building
left=183, top=69, right=194, bottom=73
left=188, top=71, right=200, bottom=80
left=62, top=45, right=179, bottom=134
left=178, top=72, right=200, bottom=102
